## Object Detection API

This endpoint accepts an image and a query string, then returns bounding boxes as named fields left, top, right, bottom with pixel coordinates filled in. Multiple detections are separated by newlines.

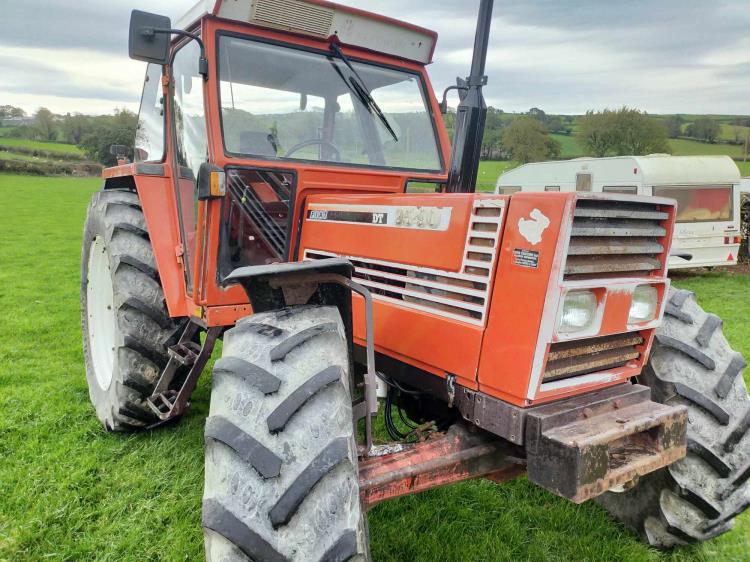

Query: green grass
left=737, top=161, right=750, bottom=176
left=477, top=160, right=516, bottom=191
left=719, top=124, right=750, bottom=143
left=0, top=151, right=48, bottom=163
left=1, top=173, right=750, bottom=560
left=0, top=137, right=84, bottom=156
left=669, top=138, right=745, bottom=158
left=550, top=133, right=585, bottom=158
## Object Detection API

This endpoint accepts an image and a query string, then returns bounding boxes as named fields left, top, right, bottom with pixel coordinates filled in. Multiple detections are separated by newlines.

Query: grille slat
left=573, top=205, right=669, bottom=221
left=564, top=198, right=668, bottom=280
left=571, top=219, right=666, bottom=238
left=567, top=237, right=664, bottom=256
left=565, top=255, right=662, bottom=275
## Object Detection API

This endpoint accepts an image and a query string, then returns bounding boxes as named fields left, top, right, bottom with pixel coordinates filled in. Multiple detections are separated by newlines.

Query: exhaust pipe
left=446, top=0, right=494, bottom=193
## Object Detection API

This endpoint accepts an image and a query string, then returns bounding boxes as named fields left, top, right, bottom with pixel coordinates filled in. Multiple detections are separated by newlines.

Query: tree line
left=2, top=105, right=137, bottom=166
left=2, top=102, right=747, bottom=168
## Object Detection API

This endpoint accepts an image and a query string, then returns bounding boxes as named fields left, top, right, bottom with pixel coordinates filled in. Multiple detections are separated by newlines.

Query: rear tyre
left=202, top=305, right=369, bottom=561
left=81, top=189, right=180, bottom=431
left=597, top=288, right=750, bottom=547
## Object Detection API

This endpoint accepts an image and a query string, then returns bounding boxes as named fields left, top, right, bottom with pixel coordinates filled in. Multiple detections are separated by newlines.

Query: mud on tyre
left=597, top=288, right=750, bottom=547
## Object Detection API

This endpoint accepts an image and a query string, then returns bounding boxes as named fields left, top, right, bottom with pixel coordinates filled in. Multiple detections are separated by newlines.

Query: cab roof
left=177, top=0, right=438, bottom=64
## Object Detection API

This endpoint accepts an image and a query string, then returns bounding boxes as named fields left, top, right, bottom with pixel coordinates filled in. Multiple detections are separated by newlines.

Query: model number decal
left=306, top=205, right=452, bottom=231
left=308, top=210, right=328, bottom=220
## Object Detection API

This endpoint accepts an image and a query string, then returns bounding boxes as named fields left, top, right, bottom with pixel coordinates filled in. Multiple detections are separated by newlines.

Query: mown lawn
left=1, top=173, right=749, bottom=561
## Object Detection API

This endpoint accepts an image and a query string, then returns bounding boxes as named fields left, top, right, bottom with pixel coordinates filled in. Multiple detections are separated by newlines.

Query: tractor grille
left=544, top=333, right=644, bottom=383
left=564, top=199, right=669, bottom=280
left=304, top=200, right=504, bottom=325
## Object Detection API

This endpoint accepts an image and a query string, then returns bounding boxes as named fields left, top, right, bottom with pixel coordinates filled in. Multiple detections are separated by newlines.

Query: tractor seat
left=239, top=132, right=278, bottom=157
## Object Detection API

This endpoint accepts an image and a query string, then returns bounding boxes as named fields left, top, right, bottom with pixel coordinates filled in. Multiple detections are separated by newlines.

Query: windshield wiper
left=329, top=43, right=398, bottom=143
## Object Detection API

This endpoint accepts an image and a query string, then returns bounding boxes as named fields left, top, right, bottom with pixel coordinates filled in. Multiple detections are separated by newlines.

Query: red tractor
left=81, top=1, right=750, bottom=558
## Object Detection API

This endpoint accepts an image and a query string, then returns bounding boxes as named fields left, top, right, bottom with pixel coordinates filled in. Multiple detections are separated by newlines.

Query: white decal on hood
left=518, top=208, right=550, bottom=246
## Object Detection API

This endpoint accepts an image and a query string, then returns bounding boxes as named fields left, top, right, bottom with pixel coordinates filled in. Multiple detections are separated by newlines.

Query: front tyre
left=597, top=288, right=750, bottom=547
left=81, top=189, right=179, bottom=431
left=203, top=305, right=369, bottom=561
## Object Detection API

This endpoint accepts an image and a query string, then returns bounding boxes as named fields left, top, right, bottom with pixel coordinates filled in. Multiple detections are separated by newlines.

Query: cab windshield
left=217, top=35, right=443, bottom=172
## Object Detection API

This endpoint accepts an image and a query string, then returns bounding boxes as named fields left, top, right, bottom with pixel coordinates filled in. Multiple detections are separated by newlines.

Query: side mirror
left=129, top=10, right=171, bottom=65
left=110, top=145, right=129, bottom=158
left=197, top=163, right=226, bottom=200
left=110, top=144, right=130, bottom=165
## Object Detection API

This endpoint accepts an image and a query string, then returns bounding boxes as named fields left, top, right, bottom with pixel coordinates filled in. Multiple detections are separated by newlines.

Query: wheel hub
left=87, top=236, right=117, bottom=390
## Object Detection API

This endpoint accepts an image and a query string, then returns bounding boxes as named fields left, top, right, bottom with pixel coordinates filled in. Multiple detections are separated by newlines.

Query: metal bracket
left=446, top=374, right=456, bottom=408
left=269, top=272, right=379, bottom=455
left=146, top=321, right=221, bottom=426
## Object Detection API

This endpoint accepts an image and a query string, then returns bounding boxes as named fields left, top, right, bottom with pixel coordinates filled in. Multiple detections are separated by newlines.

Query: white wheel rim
left=87, top=236, right=117, bottom=390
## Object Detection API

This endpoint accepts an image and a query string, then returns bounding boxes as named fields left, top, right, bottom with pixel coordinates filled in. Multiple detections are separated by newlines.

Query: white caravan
left=496, top=155, right=742, bottom=269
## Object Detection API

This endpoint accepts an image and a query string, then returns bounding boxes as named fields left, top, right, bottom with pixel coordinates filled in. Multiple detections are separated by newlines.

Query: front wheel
left=202, top=305, right=369, bottom=561
left=597, top=288, right=750, bottom=547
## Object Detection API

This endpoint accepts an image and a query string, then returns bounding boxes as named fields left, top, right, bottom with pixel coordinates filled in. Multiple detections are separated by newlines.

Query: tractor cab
left=117, top=2, right=456, bottom=326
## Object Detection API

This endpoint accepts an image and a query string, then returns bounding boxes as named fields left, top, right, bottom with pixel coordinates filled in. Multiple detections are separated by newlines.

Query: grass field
left=0, top=137, right=84, bottom=156
left=0, top=151, right=44, bottom=163
left=477, top=160, right=516, bottom=191
left=668, top=138, right=745, bottom=158
left=550, top=133, right=585, bottom=158
left=1, top=174, right=750, bottom=561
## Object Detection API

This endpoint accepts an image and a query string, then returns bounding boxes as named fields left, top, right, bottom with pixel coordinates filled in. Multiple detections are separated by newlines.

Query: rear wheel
left=81, top=189, right=180, bottom=431
left=597, top=288, right=750, bottom=547
left=202, top=305, right=369, bottom=561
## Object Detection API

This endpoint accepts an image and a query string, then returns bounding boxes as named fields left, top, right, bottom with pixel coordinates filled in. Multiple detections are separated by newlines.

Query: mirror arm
left=439, top=84, right=469, bottom=114
left=141, top=27, right=208, bottom=79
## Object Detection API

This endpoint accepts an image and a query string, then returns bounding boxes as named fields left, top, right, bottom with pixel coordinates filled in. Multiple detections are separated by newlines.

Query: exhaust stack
left=446, top=0, right=494, bottom=193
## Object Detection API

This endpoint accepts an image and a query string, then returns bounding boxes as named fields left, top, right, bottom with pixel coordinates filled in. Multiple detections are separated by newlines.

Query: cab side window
left=172, top=40, right=208, bottom=180
left=134, top=63, right=165, bottom=162
left=171, top=40, right=208, bottom=293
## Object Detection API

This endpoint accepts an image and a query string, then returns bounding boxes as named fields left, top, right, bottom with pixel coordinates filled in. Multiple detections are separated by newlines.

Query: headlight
left=629, top=285, right=658, bottom=324
left=558, top=290, right=597, bottom=334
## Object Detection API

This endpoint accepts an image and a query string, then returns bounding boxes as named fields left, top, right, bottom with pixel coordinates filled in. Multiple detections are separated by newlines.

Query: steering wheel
left=284, top=139, right=341, bottom=161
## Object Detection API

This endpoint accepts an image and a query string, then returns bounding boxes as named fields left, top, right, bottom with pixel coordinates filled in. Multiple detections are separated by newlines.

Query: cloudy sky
left=2, top=0, right=749, bottom=116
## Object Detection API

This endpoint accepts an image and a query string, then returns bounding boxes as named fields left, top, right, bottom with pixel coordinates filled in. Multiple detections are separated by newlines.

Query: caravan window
left=544, top=186, right=560, bottom=192
left=603, top=186, right=637, bottom=194
left=653, top=185, right=733, bottom=222
left=575, top=173, right=592, bottom=192
left=498, top=186, right=521, bottom=195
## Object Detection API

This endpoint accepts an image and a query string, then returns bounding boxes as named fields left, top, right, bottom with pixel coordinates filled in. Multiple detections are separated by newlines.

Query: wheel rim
left=87, top=236, right=117, bottom=390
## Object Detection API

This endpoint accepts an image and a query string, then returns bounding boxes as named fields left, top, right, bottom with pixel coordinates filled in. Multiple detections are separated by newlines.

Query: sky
left=1, top=0, right=749, bottom=117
